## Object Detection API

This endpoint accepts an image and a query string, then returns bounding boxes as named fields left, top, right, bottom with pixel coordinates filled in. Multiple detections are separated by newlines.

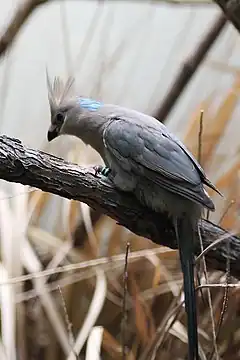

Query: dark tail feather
left=175, top=217, right=199, bottom=360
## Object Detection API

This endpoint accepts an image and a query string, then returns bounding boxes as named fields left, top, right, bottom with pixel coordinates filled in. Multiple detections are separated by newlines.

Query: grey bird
left=47, top=76, right=220, bottom=360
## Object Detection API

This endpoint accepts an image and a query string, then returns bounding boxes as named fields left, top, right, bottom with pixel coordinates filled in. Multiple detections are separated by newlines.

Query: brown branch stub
left=0, top=0, right=49, bottom=57
left=214, top=0, right=240, bottom=33
left=0, top=135, right=239, bottom=278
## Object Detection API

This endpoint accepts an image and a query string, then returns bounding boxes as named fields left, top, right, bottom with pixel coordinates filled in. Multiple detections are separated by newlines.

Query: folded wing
left=103, top=117, right=215, bottom=211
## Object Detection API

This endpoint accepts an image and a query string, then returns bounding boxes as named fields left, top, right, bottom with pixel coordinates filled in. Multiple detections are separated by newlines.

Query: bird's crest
left=46, top=71, right=103, bottom=114
left=46, top=70, right=75, bottom=111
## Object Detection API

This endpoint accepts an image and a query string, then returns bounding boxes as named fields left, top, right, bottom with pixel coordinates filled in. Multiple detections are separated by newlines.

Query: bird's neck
left=73, top=112, right=106, bottom=156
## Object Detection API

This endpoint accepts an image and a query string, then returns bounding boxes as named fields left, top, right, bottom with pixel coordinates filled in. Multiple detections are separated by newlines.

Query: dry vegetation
left=0, top=1, right=240, bottom=360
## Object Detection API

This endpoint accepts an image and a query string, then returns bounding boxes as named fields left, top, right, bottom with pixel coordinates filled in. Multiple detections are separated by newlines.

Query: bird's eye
left=55, top=112, right=65, bottom=124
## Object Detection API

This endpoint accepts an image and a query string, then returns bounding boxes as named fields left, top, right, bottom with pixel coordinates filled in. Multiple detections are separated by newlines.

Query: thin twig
left=198, top=110, right=204, bottom=166
left=60, top=2, right=73, bottom=79
left=73, top=1, right=104, bottom=74
left=195, top=230, right=236, bottom=263
left=0, top=248, right=169, bottom=286
left=0, top=0, right=49, bottom=57
left=218, top=200, right=235, bottom=224
left=196, top=110, right=219, bottom=358
left=213, top=240, right=231, bottom=359
left=208, top=249, right=230, bottom=360
left=197, top=283, right=239, bottom=290
left=58, top=286, right=77, bottom=359
left=149, top=304, right=182, bottom=360
left=122, top=242, right=130, bottom=360
left=196, top=110, right=208, bottom=308
left=198, top=226, right=219, bottom=359
left=140, top=298, right=181, bottom=360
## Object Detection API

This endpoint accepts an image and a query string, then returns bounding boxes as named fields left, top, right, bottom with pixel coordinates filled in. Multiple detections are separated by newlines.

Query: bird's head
left=46, top=73, right=77, bottom=142
left=47, top=103, right=75, bottom=142
left=46, top=73, right=104, bottom=142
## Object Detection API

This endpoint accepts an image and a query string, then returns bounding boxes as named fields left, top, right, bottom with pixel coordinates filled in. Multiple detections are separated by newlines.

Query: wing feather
left=103, top=117, right=214, bottom=210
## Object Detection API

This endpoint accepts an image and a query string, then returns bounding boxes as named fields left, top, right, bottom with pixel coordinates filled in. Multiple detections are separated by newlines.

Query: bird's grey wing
left=165, top=129, right=221, bottom=196
left=103, top=117, right=214, bottom=210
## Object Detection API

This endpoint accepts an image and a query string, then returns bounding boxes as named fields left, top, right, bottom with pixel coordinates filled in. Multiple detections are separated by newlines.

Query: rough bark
left=0, top=135, right=239, bottom=278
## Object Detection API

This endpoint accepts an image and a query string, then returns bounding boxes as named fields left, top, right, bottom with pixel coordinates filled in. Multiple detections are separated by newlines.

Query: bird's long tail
left=175, top=217, right=199, bottom=360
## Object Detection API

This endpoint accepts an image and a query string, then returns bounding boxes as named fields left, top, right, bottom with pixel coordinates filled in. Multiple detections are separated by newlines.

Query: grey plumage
left=47, top=77, right=220, bottom=360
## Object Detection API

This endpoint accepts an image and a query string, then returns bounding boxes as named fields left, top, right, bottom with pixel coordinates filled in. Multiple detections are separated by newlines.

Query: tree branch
left=0, top=0, right=49, bottom=57
left=154, top=12, right=227, bottom=122
left=214, top=1, right=240, bottom=34
left=0, top=135, right=239, bottom=278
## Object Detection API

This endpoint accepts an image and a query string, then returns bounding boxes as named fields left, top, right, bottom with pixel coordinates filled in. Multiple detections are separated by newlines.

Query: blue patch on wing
left=78, top=97, right=103, bottom=111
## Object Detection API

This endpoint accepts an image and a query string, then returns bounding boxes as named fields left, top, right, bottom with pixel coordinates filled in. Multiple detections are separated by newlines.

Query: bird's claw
left=93, top=165, right=111, bottom=177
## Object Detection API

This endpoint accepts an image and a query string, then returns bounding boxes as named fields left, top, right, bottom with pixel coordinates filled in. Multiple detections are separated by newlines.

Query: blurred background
left=0, top=0, right=240, bottom=359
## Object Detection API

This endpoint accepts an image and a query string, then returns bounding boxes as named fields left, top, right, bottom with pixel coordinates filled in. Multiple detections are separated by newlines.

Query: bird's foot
left=93, top=165, right=111, bottom=177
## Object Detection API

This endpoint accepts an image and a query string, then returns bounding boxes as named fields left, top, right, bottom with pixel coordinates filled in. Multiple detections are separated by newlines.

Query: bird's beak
left=47, top=125, right=59, bottom=142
